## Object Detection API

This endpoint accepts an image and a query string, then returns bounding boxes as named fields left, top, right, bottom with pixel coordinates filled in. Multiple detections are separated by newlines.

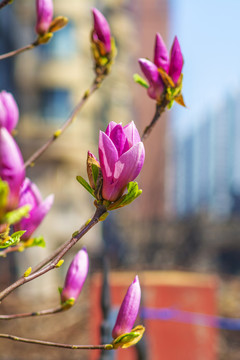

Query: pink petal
left=114, top=142, right=145, bottom=186
left=0, top=127, right=25, bottom=208
left=138, top=58, right=159, bottom=84
left=105, top=121, right=118, bottom=136
left=35, top=0, right=54, bottom=35
left=112, top=276, right=141, bottom=338
left=123, top=121, right=141, bottom=147
left=108, top=123, right=129, bottom=156
left=98, top=131, right=118, bottom=182
left=154, top=33, right=169, bottom=72
left=169, top=36, right=183, bottom=84
left=0, top=91, right=19, bottom=132
left=92, top=8, right=111, bottom=53
left=19, top=193, right=54, bottom=240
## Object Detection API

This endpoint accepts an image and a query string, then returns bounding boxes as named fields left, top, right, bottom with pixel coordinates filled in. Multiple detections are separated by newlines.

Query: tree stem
left=0, top=43, right=36, bottom=61
left=0, top=0, right=13, bottom=10
left=24, top=77, right=104, bottom=168
left=0, top=305, right=64, bottom=320
left=141, top=98, right=169, bottom=141
left=0, top=205, right=107, bottom=302
left=0, top=333, right=112, bottom=350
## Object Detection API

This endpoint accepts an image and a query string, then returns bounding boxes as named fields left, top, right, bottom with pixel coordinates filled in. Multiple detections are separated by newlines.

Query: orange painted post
left=89, top=271, right=218, bottom=360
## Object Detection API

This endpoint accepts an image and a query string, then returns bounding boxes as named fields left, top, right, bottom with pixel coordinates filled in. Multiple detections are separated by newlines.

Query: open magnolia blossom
left=99, top=121, right=145, bottom=202
left=138, top=33, right=183, bottom=102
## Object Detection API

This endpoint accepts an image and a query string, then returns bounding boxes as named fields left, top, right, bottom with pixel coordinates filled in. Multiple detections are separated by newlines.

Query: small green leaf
left=107, top=182, right=142, bottom=210
left=0, top=230, right=26, bottom=249
left=2, top=205, right=30, bottom=225
left=11, top=230, right=26, bottom=241
left=0, top=179, right=9, bottom=209
left=133, top=74, right=149, bottom=89
left=91, top=164, right=99, bottom=187
left=26, top=236, right=46, bottom=248
left=76, top=176, right=96, bottom=198
left=112, top=325, right=145, bottom=349
left=58, top=287, right=63, bottom=295
left=61, top=298, right=75, bottom=309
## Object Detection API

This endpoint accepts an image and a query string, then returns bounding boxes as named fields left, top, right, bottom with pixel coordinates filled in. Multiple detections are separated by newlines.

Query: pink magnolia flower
left=92, top=8, right=111, bottom=54
left=98, top=121, right=145, bottom=202
left=35, top=0, right=54, bottom=35
left=112, top=276, right=141, bottom=339
left=14, top=178, right=54, bottom=240
left=0, top=91, right=19, bottom=133
left=0, top=127, right=25, bottom=209
left=61, top=248, right=89, bottom=303
left=139, top=33, right=183, bottom=101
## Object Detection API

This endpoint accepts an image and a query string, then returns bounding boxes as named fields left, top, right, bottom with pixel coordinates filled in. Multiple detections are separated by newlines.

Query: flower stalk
left=0, top=204, right=107, bottom=302
left=24, top=77, right=107, bottom=168
left=0, top=304, right=64, bottom=320
left=0, top=333, right=113, bottom=350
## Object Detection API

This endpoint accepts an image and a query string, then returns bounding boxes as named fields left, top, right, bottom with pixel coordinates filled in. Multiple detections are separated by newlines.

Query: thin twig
left=24, top=78, right=103, bottom=169
left=0, top=205, right=107, bottom=302
left=0, top=304, right=63, bottom=320
left=0, top=0, right=13, bottom=10
left=0, top=333, right=112, bottom=350
left=0, top=244, right=22, bottom=257
left=31, top=221, right=88, bottom=274
left=141, top=98, right=169, bottom=141
left=0, top=42, right=36, bottom=61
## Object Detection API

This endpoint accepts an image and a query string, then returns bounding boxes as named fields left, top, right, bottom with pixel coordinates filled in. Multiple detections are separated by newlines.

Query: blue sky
left=169, top=0, right=240, bottom=137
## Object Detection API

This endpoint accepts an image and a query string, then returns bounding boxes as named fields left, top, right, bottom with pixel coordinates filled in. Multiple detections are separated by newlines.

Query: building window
left=39, top=21, right=77, bottom=59
left=40, top=88, right=71, bottom=122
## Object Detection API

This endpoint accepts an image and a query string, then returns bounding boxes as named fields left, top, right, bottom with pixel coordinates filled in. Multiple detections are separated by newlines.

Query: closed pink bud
left=169, top=36, right=184, bottom=84
left=61, top=248, right=89, bottom=303
left=138, top=33, right=183, bottom=100
left=154, top=33, right=169, bottom=72
left=98, top=121, right=145, bottom=202
left=92, top=8, right=111, bottom=54
left=0, top=91, right=19, bottom=133
left=14, top=178, right=54, bottom=240
left=0, top=127, right=25, bottom=209
left=138, top=58, right=164, bottom=101
left=112, top=276, right=141, bottom=339
left=35, top=0, right=54, bottom=35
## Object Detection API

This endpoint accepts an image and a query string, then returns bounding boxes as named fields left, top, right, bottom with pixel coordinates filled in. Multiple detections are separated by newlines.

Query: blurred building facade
left=174, top=92, right=240, bottom=217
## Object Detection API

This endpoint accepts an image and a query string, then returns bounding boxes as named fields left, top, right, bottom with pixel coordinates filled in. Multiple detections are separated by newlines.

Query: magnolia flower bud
left=98, top=121, right=145, bottom=202
left=0, top=91, right=19, bottom=133
left=61, top=248, right=89, bottom=303
left=14, top=178, right=54, bottom=240
left=92, top=8, right=111, bottom=55
left=35, top=0, right=54, bottom=36
left=112, top=275, right=141, bottom=339
left=0, top=127, right=25, bottom=209
left=138, top=33, right=184, bottom=101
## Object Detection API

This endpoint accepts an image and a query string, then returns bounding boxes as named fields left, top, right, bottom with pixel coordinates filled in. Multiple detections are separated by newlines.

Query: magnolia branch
left=0, top=0, right=13, bottom=10
left=0, top=305, right=64, bottom=320
left=141, top=99, right=169, bottom=141
left=0, top=333, right=112, bottom=350
left=0, top=204, right=107, bottom=302
left=0, top=42, right=36, bottom=61
left=24, top=75, right=106, bottom=169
